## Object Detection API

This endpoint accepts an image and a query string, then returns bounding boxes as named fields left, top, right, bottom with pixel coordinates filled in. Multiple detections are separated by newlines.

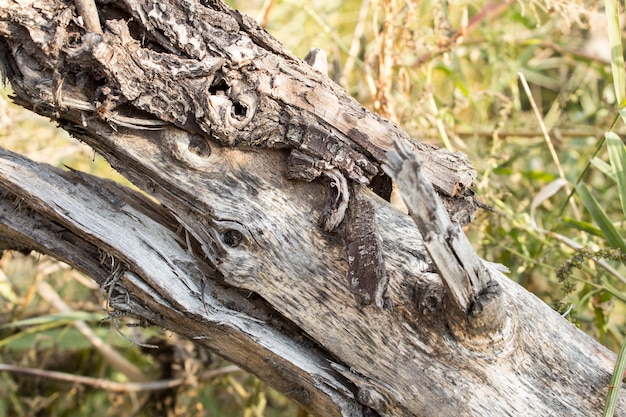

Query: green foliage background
left=2, top=0, right=626, bottom=415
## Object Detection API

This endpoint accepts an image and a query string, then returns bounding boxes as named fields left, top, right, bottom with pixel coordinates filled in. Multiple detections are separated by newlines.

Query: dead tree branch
left=0, top=0, right=623, bottom=415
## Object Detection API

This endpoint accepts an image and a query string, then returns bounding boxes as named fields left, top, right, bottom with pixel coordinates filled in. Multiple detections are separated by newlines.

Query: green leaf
left=1, top=327, right=112, bottom=352
left=605, top=132, right=626, bottom=217
left=576, top=286, right=601, bottom=315
left=601, top=278, right=626, bottom=304
left=432, top=62, right=452, bottom=76
left=604, top=338, right=626, bottom=417
left=0, top=312, right=105, bottom=329
left=561, top=217, right=604, bottom=238
left=591, top=157, right=617, bottom=182
left=605, top=0, right=626, bottom=107
left=576, top=183, right=626, bottom=252
left=523, top=170, right=558, bottom=182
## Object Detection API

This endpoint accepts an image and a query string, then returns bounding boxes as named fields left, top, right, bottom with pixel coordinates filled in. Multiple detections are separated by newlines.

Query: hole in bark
left=222, top=229, right=244, bottom=248
left=209, top=78, right=229, bottom=95
left=231, top=101, right=247, bottom=118
left=368, top=173, right=393, bottom=201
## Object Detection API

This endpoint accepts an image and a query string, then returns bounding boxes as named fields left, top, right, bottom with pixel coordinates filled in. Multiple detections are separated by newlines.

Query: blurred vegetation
left=2, top=0, right=626, bottom=415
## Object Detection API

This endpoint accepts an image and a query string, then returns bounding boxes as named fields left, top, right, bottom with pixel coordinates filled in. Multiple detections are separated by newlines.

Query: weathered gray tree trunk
left=0, top=0, right=623, bottom=415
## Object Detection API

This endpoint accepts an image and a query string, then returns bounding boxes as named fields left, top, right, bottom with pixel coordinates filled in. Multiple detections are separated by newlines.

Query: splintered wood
left=384, top=140, right=505, bottom=337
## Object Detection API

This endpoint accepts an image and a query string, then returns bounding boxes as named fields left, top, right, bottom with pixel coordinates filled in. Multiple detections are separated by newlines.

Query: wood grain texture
left=0, top=148, right=361, bottom=416
left=0, top=0, right=624, bottom=415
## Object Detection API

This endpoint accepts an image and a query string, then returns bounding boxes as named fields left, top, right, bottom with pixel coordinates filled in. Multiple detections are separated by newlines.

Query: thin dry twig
left=74, top=0, right=103, bottom=34
left=257, top=0, right=276, bottom=28
left=0, top=363, right=240, bottom=393
left=36, top=279, right=148, bottom=382
left=518, top=71, right=581, bottom=220
left=454, top=127, right=626, bottom=139
left=339, top=0, right=370, bottom=87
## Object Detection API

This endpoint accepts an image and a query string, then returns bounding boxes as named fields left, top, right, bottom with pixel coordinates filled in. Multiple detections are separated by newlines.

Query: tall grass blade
left=603, top=338, right=626, bottom=417
left=0, top=312, right=104, bottom=329
left=591, top=157, right=617, bottom=181
left=606, top=132, right=626, bottom=217
left=561, top=217, right=604, bottom=238
left=601, top=278, right=626, bottom=304
left=575, top=183, right=626, bottom=252
left=605, top=0, right=626, bottom=107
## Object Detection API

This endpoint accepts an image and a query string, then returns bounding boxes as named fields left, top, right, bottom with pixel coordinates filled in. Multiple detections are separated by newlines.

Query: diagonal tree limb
left=0, top=148, right=363, bottom=416
left=384, top=140, right=505, bottom=337
left=0, top=0, right=624, bottom=415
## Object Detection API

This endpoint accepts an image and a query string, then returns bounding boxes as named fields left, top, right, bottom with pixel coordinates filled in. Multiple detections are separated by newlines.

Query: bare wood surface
left=0, top=0, right=624, bottom=416
left=0, top=148, right=361, bottom=416
left=74, top=0, right=103, bottom=34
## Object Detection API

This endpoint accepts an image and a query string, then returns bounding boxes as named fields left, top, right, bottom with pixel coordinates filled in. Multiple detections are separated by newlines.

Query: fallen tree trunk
left=0, top=0, right=623, bottom=415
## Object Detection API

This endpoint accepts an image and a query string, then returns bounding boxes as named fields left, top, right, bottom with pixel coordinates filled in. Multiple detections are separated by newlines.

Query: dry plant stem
left=339, top=0, right=370, bottom=87
left=455, top=127, right=626, bottom=138
left=372, top=0, right=398, bottom=120
left=74, top=0, right=102, bottom=34
left=257, top=0, right=276, bottom=27
left=35, top=280, right=148, bottom=382
left=0, top=363, right=240, bottom=393
left=426, top=69, right=454, bottom=151
left=518, top=72, right=581, bottom=220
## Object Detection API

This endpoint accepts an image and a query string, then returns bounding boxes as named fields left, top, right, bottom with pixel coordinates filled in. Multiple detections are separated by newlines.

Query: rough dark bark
left=0, top=0, right=623, bottom=416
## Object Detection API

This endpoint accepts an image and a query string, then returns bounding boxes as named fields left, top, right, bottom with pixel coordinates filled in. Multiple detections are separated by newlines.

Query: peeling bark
left=0, top=0, right=624, bottom=416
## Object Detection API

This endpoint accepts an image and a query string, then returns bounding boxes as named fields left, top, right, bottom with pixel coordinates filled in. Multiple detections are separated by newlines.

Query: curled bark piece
left=321, top=169, right=350, bottom=232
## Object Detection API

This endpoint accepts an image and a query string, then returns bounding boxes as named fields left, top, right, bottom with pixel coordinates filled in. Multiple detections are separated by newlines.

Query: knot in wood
left=209, top=220, right=253, bottom=254
left=222, top=229, right=244, bottom=248
left=204, top=75, right=258, bottom=144
left=413, top=273, right=445, bottom=316
left=165, top=129, right=213, bottom=170
left=187, top=135, right=211, bottom=158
